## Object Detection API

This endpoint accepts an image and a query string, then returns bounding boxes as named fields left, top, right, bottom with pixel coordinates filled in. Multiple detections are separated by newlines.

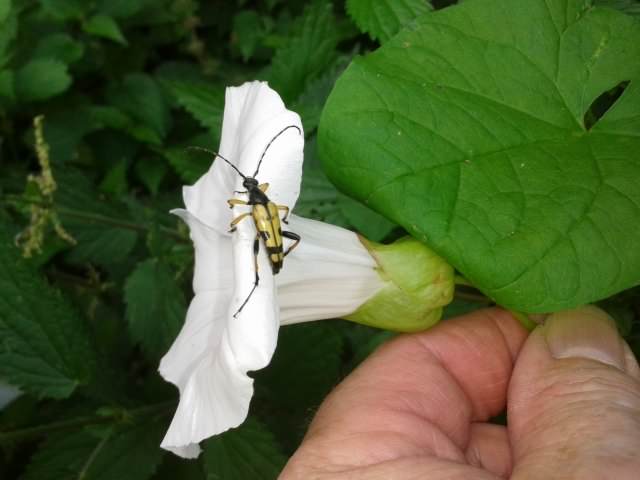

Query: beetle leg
left=227, top=198, right=248, bottom=209
left=229, top=212, right=251, bottom=232
left=233, top=190, right=248, bottom=194
left=233, top=232, right=261, bottom=318
left=258, top=183, right=269, bottom=192
left=282, top=231, right=300, bottom=257
left=276, top=204, right=290, bottom=224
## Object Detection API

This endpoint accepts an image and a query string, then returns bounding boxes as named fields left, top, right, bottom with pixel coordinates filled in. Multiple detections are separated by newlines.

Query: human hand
left=280, top=307, right=640, bottom=479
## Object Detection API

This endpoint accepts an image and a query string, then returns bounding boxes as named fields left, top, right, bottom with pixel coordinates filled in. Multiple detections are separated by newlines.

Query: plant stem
left=0, top=401, right=175, bottom=445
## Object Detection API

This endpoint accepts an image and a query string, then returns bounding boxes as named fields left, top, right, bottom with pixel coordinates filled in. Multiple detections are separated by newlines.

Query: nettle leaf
left=346, top=0, right=432, bottom=43
left=56, top=170, right=138, bottom=266
left=0, top=228, right=97, bottom=399
left=268, top=1, right=340, bottom=103
left=23, top=421, right=165, bottom=480
left=107, top=74, right=171, bottom=145
left=84, top=14, right=128, bottom=45
left=320, top=0, right=640, bottom=313
left=15, top=59, right=71, bottom=102
left=202, top=417, right=286, bottom=480
left=164, top=80, right=224, bottom=131
left=232, top=10, right=263, bottom=62
left=125, top=258, right=186, bottom=359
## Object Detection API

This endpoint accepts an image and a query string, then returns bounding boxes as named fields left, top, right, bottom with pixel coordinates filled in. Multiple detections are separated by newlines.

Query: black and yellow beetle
left=209, top=125, right=302, bottom=317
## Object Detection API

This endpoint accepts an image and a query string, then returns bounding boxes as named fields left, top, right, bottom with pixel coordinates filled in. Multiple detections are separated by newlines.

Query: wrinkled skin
left=281, top=307, right=640, bottom=479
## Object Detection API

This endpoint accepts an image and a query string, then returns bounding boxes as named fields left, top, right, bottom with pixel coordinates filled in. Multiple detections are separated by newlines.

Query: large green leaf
left=124, top=258, right=186, bottom=359
left=0, top=227, right=97, bottom=399
left=202, top=417, right=286, bottom=480
left=346, top=0, right=432, bottom=43
left=319, top=0, right=640, bottom=312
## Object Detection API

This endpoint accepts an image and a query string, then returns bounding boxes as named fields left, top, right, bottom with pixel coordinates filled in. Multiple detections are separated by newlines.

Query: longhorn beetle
left=193, top=125, right=302, bottom=318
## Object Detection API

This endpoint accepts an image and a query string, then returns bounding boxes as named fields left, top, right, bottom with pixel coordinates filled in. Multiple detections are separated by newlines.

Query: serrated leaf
left=23, top=421, right=165, bottom=480
left=320, top=0, right=640, bottom=313
left=268, top=2, right=340, bottom=103
left=15, top=59, right=71, bottom=102
left=55, top=170, right=139, bottom=265
left=163, top=80, right=224, bottom=132
left=125, top=259, right=186, bottom=359
left=292, top=56, right=350, bottom=133
left=107, top=74, right=171, bottom=145
left=0, top=227, right=96, bottom=399
left=346, top=0, right=432, bottom=42
left=85, top=14, right=128, bottom=45
left=0, top=0, right=10, bottom=23
left=202, top=417, right=286, bottom=480
left=32, top=33, right=84, bottom=64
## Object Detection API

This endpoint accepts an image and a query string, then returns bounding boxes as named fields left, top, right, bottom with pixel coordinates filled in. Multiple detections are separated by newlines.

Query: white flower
left=158, top=81, right=385, bottom=458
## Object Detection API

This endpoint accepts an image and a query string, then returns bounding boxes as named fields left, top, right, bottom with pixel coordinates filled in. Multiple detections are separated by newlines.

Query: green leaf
left=55, top=170, right=139, bottom=266
left=107, top=74, right=171, bottom=145
left=319, top=0, right=640, bottom=313
left=84, top=14, right=128, bottom=45
left=23, top=421, right=165, bottom=480
left=202, top=417, right=286, bottom=480
left=292, top=56, right=350, bottom=133
left=40, top=0, right=86, bottom=20
left=15, top=59, right=71, bottom=102
left=135, top=156, right=168, bottom=195
left=268, top=2, right=340, bottom=103
left=164, top=80, right=224, bottom=132
left=233, top=10, right=263, bottom=62
left=346, top=0, right=432, bottom=42
left=97, top=0, right=148, bottom=18
left=0, top=0, right=10, bottom=23
left=32, top=34, right=84, bottom=64
left=0, top=8, right=17, bottom=68
left=124, top=259, right=186, bottom=359
left=0, top=227, right=97, bottom=399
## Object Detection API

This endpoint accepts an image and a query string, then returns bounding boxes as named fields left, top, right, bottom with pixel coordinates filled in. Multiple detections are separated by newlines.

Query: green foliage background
left=0, top=0, right=638, bottom=478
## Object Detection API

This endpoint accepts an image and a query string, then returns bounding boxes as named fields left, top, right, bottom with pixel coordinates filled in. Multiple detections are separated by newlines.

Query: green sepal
left=345, top=236, right=454, bottom=332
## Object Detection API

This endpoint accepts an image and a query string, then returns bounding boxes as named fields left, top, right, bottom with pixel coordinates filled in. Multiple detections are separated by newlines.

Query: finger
left=508, top=306, right=640, bottom=479
left=281, top=308, right=528, bottom=478
left=466, top=423, right=511, bottom=478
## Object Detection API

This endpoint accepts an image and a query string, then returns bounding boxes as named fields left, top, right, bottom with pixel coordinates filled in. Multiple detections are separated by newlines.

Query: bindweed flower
left=159, top=81, right=454, bottom=458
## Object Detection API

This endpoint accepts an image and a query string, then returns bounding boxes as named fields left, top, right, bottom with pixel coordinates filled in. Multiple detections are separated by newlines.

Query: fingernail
left=544, top=305, right=626, bottom=369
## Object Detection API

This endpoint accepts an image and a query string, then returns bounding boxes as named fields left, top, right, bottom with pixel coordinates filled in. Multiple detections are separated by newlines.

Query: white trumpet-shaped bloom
left=159, top=81, right=385, bottom=458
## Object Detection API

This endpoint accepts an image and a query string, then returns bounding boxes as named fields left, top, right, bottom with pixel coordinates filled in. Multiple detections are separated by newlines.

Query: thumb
left=508, top=306, right=640, bottom=480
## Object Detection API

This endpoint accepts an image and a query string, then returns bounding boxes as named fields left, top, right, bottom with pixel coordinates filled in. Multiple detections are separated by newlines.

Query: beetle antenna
left=253, top=124, right=301, bottom=177
left=187, top=146, right=246, bottom=179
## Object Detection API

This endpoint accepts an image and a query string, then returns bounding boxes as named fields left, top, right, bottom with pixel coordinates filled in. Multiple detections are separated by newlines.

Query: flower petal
left=171, top=209, right=233, bottom=294
left=277, top=215, right=384, bottom=324
left=183, top=81, right=303, bottom=234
